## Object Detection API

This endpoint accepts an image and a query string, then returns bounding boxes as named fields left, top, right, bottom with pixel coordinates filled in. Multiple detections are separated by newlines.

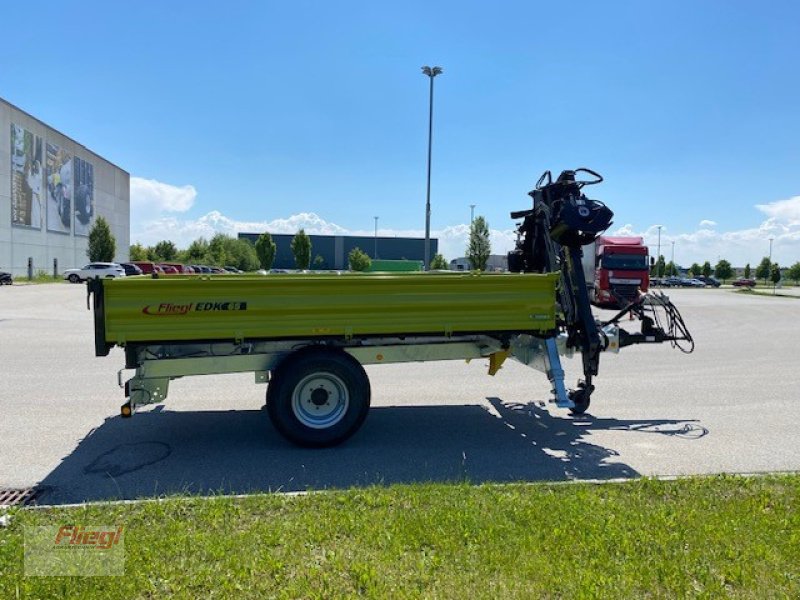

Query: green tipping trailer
left=88, top=271, right=591, bottom=447
left=86, top=167, right=695, bottom=448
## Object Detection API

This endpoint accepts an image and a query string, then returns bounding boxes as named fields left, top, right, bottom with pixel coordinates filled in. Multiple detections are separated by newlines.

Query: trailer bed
left=91, top=272, right=558, bottom=355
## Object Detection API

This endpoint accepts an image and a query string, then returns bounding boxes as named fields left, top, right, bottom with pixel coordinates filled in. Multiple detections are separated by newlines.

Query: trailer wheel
left=267, top=348, right=370, bottom=447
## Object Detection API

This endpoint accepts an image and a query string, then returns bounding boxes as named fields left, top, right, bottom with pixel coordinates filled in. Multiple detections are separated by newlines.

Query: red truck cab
left=583, top=236, right=650, bottom=307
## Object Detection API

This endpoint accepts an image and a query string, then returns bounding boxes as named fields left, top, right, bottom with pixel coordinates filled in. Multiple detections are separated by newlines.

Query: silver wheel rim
left=291, top=372, right=349, bottom=429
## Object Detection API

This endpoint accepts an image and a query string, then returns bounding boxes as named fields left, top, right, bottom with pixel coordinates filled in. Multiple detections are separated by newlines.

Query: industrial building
left=1, top=97, right=130, bottom=277
left=238, top=232, right=438, bottom=270
left=449, top=255, right=509, bottom=272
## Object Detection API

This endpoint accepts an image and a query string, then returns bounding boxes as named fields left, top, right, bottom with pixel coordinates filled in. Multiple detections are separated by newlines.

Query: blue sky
left=3, top=0, right=799, bottom=265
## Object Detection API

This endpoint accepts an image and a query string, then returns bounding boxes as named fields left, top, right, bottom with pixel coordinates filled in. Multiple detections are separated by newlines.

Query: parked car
left=732, top=278, right=757, bottom=287
left=161, top=263, right=194, bottom=274
left=223, top=265, right=243, bottom=273
left=120, top=263, right=143, bottom=277
left=0, top=269, right=12, bottom=285
left=696, top=276, right=721, bottom=287
left=662, top=277, right=682, bottom=287
left=63, top=262, right=125, bottom=283
left=681, top=278, right=706, bottom=287
left=130, top=261, right=165, bottom=276
left=190, top=265, right=213, bottom=273
left=158, top=264, right=180, bottom=275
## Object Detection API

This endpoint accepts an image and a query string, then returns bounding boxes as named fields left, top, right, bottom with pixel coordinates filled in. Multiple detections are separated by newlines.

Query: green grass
left=8, top=271, right=65, bottom=285
left=1, top=475, right=798, bottom=598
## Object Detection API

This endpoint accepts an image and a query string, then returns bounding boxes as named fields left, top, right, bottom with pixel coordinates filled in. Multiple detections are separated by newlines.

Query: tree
left=182, top=238, right=210, bottom=264
left=744, top=263, right=751, bottom=279
left=231, top=239, right=260, bottom=272
left=755, top=256, right=772, bottom=284
left=788, top=261, right=800, bottom=284
left=348, top=247, right=371, bottom=272
left=202, top=234, right=259, bottom=271
left=207, top=233, right=231, bottom=266
left=291, top=229, right=312, bottom=270
left=467, top=216, right=491, bottom=271
left=702, top=261, right=712, bottom=278
left=689, top=263, right=701, bottom=277
left=129, top=243, right=148, bottom=261
left=255, top=232, right=277, bottom=271
left=87, top=216, right=116, bottom=262
left=714, top=259, right=733, bottom=283
left=430, top=254, right=448, bottom=270
left=152, top=240, right=178, bottom=262
left=770, top=262, right=781, bottom=293
left=665, top=261, right=678, bottom=277
left=313, top=255, right=326, bottom=270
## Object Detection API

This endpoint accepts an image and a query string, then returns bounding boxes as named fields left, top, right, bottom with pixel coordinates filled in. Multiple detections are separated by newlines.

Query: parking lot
left=1, top=283, right=798, bottom=505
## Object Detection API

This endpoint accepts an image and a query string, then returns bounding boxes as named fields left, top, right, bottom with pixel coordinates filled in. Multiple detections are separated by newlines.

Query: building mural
left=10, top=124, right=44, bottom=229
left=45, top=142, right=73, bottom=234
left=73, top=157, right=95, bottom=236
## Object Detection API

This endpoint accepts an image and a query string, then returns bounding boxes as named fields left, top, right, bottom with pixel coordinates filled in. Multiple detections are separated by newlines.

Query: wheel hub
left=291, top=372, right=350, bottom=429
left=310, top=387, right=329, bottom=406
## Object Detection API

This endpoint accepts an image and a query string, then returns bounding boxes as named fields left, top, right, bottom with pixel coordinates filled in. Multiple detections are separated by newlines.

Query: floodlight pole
left=656, top=225, right=662, bottom=276
left=767, top=237, right=774, bottom=284
left=671, top=241, right=675, bottom=274
left=374, top=216, right=379, bottom=259
left=422, top=65, right=442, bottom=270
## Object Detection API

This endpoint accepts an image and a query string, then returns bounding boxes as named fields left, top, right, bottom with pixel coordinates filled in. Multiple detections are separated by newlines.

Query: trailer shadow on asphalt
left=36, top=401, right=708, bottom=505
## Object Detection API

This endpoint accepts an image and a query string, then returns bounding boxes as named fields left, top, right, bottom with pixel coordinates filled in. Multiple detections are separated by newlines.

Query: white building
left=449, top=255, right=509, bottom=272
left=1, top=97, right=129, bottom=277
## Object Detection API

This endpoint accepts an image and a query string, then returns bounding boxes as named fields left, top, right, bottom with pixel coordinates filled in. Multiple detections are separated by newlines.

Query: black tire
left=267, top=348, right=370, bottom=447
left=68, top=274, right=80, bottom=283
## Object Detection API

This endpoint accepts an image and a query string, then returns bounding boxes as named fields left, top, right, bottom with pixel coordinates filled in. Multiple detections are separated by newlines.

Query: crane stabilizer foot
left=544, top=338, right=573, bottom=408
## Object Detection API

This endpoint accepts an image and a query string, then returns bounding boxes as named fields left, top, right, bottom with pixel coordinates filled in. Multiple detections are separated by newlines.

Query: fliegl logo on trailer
left=142, top=301, right=248, bottom=315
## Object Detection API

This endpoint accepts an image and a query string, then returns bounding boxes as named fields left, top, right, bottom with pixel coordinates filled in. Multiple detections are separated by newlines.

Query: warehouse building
left=238, top=232, right=438, bottom=270
left=1, top=97, right=130, bottom=277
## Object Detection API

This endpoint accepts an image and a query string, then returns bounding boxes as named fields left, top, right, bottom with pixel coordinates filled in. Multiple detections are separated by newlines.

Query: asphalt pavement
left=1, top=282, right=798, bottom=505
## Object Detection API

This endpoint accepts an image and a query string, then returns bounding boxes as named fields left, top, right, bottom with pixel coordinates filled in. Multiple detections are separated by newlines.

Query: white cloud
left=699, top=220, right=717, bottom=228
left=756, top=196, right=800, bottom=224
left=130, top=177, right=197, bottom=213
left=132, top=211, right=348, bottom=246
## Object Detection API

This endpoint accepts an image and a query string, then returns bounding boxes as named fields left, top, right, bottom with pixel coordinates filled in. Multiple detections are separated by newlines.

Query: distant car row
left=63, top=262, right=244, bottom=283
left=652, top=276, right=713, bottom=287
left=651, top=276, right=756, bottom=288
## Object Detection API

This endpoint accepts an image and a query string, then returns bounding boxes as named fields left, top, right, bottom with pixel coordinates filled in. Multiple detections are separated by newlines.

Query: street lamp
left=470, top=204, right=476, bottom=223
left=421, top=65, right=443, bottom=270
left=655, top=225, right=662, bottom=276
left=767, top=237, right=774, bottom=284
left=671, top=241, right=675, bottom=275
left=374, top=216, right=379, bottom=259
